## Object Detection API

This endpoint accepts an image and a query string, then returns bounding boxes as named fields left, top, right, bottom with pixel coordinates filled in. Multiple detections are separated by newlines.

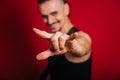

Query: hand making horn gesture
left=33, top=28, right=91, bottom=60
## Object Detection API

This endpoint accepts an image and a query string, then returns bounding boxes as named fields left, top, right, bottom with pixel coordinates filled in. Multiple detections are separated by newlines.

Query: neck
left=60, top=18, right=73, bottom=34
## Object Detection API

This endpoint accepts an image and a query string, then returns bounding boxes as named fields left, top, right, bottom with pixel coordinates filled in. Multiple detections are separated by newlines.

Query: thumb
left=36, top=49, right=54, bottom=60
left=33, top=28, right=53, bottom=39
left=68, top=32, right=79, bottom=40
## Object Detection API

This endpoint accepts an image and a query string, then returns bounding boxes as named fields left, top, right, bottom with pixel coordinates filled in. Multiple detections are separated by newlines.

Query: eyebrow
left=41, top=11, right=58, bottom=18
left=50, top=11, right=58, bottom=15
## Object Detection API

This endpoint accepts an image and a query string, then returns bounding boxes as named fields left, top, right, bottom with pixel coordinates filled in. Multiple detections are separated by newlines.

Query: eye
left=41, top=15, right=48, bottom=19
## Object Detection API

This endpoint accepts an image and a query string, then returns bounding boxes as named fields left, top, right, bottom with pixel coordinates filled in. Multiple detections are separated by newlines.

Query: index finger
left=33, top=28, right=53, bottom=39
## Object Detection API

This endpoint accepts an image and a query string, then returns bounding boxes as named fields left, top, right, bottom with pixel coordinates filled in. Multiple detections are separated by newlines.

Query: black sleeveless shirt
left=40, top=27, right=92, bottom=80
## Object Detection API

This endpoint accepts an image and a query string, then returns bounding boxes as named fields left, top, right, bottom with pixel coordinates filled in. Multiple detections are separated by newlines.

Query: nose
left=47, top=15, right=55, bottom=25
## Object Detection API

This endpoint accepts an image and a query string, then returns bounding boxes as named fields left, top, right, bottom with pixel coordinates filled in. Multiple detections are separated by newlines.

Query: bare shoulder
left=77, top=31, right=92, bottom=43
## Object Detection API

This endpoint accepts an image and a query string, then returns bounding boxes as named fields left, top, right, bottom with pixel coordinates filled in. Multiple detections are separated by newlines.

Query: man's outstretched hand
left=33, top=28, right=79, bottom=60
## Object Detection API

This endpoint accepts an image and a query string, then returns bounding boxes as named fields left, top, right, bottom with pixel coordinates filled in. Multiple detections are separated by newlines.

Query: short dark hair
left=38, top=0, right=67, bottom=4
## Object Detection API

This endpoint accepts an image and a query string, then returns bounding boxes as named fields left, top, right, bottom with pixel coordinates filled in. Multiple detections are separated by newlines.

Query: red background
left=0, top=0, right=120, bottom=80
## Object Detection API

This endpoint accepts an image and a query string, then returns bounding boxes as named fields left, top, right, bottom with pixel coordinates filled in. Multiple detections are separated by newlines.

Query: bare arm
left=33, top=28, right=92, bottom=62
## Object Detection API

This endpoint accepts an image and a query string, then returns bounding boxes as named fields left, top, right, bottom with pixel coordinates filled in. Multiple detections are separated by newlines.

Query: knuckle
left=61, top=50, right=66, bottom=53
left=55, top=32, right=62, bottom=36
left=51, top=37, right=57, bottom=42
left=59, top=36, right=64, bottom=41
left=56, top=32, right=62, bottom=34
left=54, top=47, right=59, bottom=52
left=54, top=48, right=58, bottom=51
left=60, top=45, right=64, bottom=49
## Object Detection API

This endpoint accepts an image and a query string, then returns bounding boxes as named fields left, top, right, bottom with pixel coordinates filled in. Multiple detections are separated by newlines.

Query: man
left=33, top=0, right=92, bottom=80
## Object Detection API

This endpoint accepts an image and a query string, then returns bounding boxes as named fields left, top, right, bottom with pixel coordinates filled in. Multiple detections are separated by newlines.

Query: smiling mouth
left=49, top=23, right=60, bottom=32
left=49, top=22, right=59, bottom=28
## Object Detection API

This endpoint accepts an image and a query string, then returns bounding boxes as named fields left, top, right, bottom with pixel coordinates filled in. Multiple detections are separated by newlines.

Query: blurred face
left=39, top=0, right=69, bottom=33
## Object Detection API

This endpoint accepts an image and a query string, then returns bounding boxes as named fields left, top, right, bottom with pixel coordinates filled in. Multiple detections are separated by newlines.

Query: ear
left=64, top=3, right=70, bottom=16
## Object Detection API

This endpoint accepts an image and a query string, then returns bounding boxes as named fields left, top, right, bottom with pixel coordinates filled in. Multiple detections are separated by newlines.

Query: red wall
left=0, top=0, right=120, bottom=80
